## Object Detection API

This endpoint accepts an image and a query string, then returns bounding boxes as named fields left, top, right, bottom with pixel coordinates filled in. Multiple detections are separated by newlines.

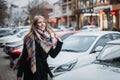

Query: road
left=0, top=48, right=52, bottom=80
left=0, top=48, right=16, bottom=80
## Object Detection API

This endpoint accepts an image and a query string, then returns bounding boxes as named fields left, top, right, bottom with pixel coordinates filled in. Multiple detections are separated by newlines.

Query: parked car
left=3, top=29, right=29, bottom=55
left=0, top=28, right=12, bottom=37
left=0, top=27, right=30, bottom=47
left=53, top=39, right=120, bottom=80
left=80, top=25, right=101, bottom=31
left=58, top=26, right=72, bottom=31
left=7, top=30, right=78, bottom=68
left=47, top=31, right=120, bottom=77
left=9, top=45, right=23, bottom=68
left=56, top=30, right=78, bottom=41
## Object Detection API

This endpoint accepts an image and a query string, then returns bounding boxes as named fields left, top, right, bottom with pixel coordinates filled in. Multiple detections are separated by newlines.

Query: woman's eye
left=37, top=21, right=45, bottom=24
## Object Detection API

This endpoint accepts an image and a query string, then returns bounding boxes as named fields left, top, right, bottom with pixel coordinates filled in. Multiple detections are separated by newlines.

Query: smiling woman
left=16, top=15, right=63, bottom=80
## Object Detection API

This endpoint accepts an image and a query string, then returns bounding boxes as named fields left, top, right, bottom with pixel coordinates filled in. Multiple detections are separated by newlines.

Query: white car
left=0, top=28, right=12, bottom=37
left=58, top=26, right=71, bottom=31
left=0, top=27, right=29, bottom=46
left=47, top=31, right=120, bottom=77
left=80, top=25, right=101, bottom=31
left=53, top=39, right=120, bottom=80
left=2, top=29, right=29, bottom=55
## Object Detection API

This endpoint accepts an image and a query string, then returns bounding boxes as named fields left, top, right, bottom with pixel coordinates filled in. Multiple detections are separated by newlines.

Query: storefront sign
left=82, top=8, right=94, bottom=13
left=94, top=5, right=112, bottom=12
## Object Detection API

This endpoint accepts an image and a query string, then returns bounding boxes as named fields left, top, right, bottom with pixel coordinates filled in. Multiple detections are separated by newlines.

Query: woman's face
left=36, top=18, right=46, bottom=31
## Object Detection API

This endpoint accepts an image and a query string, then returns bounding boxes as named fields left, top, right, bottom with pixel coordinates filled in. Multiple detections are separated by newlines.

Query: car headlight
left=54, top=59, right=78, bottom=73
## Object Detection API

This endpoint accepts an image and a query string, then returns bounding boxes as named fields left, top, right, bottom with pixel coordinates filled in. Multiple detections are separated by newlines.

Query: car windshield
left=62, top=35, right=97, bottom=52
left=95, top=44, right=120, bottom=68
left=0, top=29, right=11, bottom=34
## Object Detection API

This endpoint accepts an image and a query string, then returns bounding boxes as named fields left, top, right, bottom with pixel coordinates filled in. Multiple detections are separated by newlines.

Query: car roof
left=0, top=28, right=12, bottom=30
left=74, top=31, right=120, bottom=36
left=18, top=28, right=29, bottom=32
left=56, top=31, right=78, bottom=36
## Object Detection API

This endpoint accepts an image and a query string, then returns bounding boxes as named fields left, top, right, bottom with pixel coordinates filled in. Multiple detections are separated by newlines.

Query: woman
left=17, top=15, right=63, bottom=80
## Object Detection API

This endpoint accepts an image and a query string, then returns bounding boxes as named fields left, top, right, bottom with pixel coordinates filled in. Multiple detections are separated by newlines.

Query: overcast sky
left=11, top=0, right=59, bottom=7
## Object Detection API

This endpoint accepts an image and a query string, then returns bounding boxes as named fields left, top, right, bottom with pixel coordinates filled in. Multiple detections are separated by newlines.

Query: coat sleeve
left=49, top=40, right=63, bottom=58
left=17, top=43, right=28, bottom=77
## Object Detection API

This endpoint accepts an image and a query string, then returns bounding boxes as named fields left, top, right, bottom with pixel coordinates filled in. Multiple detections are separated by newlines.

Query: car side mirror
left=94, top=46, right=103, bottom=52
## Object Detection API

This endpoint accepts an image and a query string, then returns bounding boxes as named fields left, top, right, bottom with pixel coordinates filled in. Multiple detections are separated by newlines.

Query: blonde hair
left=24, top=15, right=56, bottom=40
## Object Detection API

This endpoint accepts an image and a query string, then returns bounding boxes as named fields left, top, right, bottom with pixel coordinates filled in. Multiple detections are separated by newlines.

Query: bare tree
left=28, top=1, right=53, bottom=19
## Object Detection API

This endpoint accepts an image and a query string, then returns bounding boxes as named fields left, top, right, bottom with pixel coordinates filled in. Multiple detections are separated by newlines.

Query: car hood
left=47, top=51, right=87, bottom=65
left=6, top=37, right=22, bottom=43
left=0, top=35, right=18, bottom=42
left=6, top=40, right=23, bottom=47
left=53, top=64, right=120, bottom=80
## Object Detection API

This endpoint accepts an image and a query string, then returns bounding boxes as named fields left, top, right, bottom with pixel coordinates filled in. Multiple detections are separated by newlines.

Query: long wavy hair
left=24, top=15, right=55, bottom=40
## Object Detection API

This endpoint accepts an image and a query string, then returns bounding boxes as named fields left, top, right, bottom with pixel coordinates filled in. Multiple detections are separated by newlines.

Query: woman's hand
left=54, top=34, right=62, bottom=42
left=17, top=77, right=22, bottom=80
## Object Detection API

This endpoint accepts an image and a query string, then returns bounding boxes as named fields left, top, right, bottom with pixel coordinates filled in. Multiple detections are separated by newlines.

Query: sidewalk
left=0, top=48, right=51, bottom=80
left=0, top=48, right=16, bottom=80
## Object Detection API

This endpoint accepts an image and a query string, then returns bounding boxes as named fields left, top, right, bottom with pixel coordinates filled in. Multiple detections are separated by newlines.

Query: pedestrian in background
left=16, top=15, right=63, bottom=80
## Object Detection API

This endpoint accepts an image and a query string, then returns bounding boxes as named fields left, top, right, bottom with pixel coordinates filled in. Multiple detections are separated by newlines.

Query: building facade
left=49, top=0, right=75, bottom=28
left=72, top=0, right=120, bottom=31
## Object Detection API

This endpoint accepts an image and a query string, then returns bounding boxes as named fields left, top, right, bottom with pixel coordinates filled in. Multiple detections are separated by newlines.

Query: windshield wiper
left=62, top=49, right=78, bottom=52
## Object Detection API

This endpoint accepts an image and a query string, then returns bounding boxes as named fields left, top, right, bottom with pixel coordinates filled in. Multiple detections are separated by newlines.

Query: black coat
left=17, top=40, right=63, bottom=80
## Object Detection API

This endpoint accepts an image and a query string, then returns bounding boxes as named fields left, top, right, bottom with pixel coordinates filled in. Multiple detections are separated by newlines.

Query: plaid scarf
left=25, top=28, right=55, bottom=73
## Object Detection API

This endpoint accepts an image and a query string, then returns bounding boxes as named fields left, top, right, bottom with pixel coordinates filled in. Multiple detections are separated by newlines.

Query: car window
left=112, top=34, right=120, bottom=40
left=92, top=34, right=112, bottom=52
left=0, top=30, right=6, bottom=33
left=61, top=33, right=73, bottom=40
left=62, top=35, right=97, bottom=52
left=0, top=30, right=10, bottom=33
left=95, top=34, right=112, bottom=46
left=0, top=29, right=12, bottom=37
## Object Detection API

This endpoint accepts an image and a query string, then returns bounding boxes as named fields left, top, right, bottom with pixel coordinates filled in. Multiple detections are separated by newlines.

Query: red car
left=9, top=30, right=78, bottom=67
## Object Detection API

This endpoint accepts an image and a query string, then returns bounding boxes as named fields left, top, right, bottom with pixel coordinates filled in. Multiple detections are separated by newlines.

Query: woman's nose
left=42, top=22, right=45, bottom=25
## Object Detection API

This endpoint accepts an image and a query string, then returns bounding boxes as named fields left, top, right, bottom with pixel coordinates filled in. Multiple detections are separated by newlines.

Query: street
left=0, top=48, right=52, bottom=80
left=0, top=48, right=17, bottom=80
